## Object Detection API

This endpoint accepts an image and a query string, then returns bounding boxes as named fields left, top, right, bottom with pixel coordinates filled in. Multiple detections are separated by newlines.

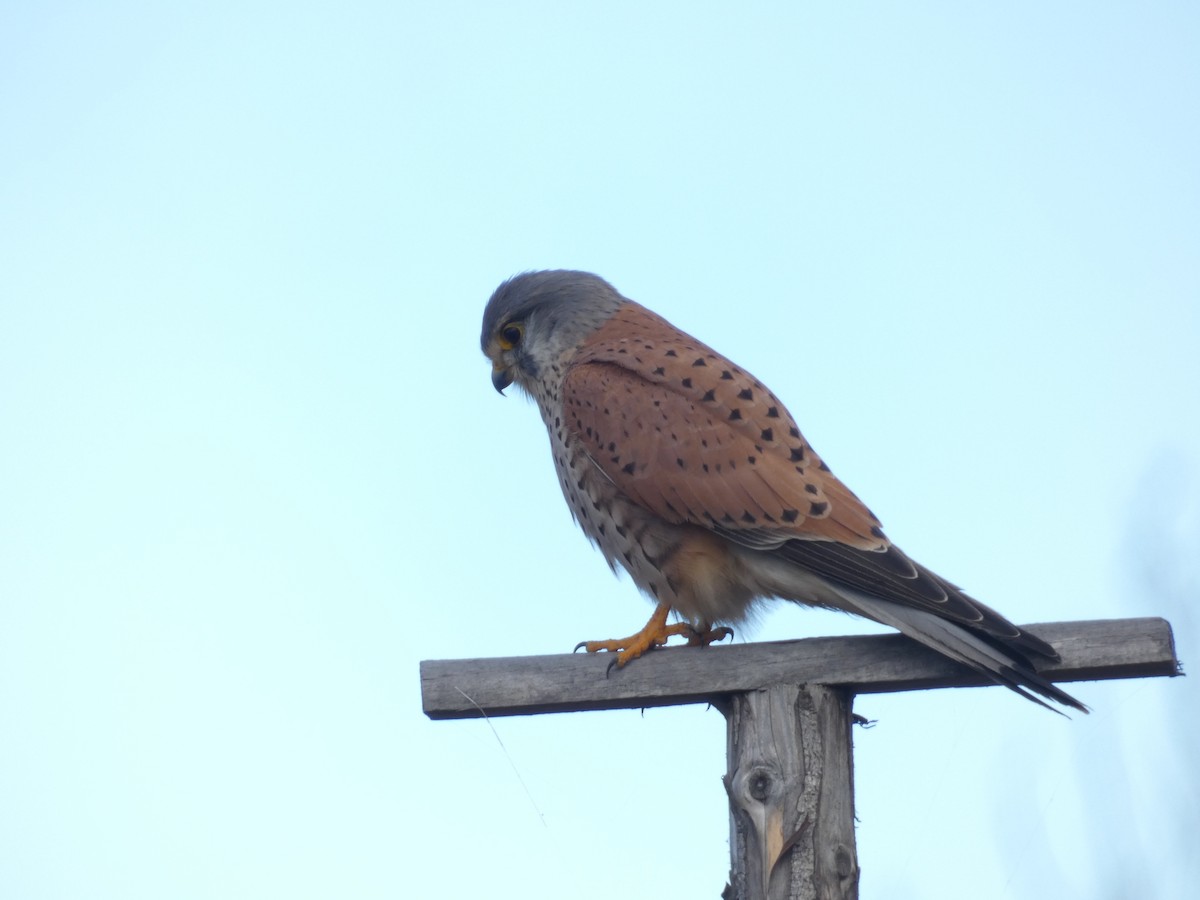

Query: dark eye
left=500, top=322, right=524, bottom=349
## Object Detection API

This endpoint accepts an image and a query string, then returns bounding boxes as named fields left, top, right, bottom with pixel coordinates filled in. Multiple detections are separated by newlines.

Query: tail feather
left=845, top=591, right=1089, bottom=714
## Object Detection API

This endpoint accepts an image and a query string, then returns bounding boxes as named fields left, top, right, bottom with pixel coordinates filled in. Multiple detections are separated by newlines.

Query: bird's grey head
left=480, top=270, right=625, bottom=395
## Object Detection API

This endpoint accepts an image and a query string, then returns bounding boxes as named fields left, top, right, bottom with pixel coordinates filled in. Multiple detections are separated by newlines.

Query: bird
left=480, top=270, right=1086, bottom=713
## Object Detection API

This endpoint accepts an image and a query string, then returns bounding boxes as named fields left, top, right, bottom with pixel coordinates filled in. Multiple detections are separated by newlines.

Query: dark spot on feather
left=738, top=388, right=753, bottom=401
left=871, top=525, right=886, bottom=540
left=782, top=509, right=800, bottom=523
left=721, top=370, right=734, bottom=380
left=729, top=409, right=742, bottom=421
left=818, top=460, right=831, bottom=472
left=649, top=582, right=660, bottom=598
left=789, top=426, right=801, bottom=438
left=747, top=456, right=757, bottom=465
left=761, top=427, right=774, bottom=442
left=615, top=524, right=628, bottom=538
left=692, top=358, right=707, bottom=367
left=789, top=447, right=805, bottom=462
left=653, top=366, right=665, bottom=376
left=622, top=461, right=636, bottom=475
left=702, top=389, right=716, bottom=402
left=676, top=458, right=686, bottom=469
left=805, top=484, right=819, bottom=495
left=722, top=513, right=735, bottom=523
left=741, top=511, right=757, bottom=524
left=809, top=501, right=829, bottom=516
left=682, top=377, right=692, bottom=388
left=665, top=349, right=678, bottom=357
left=766, top=406, right=780, bottom=418
left=598, top=523, right=606, bottom=535
left=702, top=464, right=710, bottom=472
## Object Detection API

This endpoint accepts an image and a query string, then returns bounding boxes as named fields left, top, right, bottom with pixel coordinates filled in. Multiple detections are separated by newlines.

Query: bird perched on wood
left=481, top=270, right=1086, bottom=712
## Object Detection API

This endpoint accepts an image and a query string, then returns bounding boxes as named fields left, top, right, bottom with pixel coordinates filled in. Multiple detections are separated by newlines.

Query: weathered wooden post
left=420, top=618, right=1180, bottom=899
left=723, top=683, right=857, bottom=900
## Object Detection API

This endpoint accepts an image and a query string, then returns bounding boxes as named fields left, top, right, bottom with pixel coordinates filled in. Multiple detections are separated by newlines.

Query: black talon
left=573, top=641, right=588, bottom=653
left=605, top=657, right=620, bottom=678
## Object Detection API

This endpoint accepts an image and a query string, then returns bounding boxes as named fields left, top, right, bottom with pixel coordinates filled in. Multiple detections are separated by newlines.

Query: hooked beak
left=491, top=363, right=513, bottom=394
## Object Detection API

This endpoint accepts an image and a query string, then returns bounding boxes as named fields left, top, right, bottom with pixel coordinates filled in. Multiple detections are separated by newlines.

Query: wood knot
left=834, top=844, right=855, bottom=878
left=747, top=769, right=772, bottom=802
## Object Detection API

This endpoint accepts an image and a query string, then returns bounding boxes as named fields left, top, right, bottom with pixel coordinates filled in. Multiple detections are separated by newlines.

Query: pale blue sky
left=2, top=4, right=1197, bottom=899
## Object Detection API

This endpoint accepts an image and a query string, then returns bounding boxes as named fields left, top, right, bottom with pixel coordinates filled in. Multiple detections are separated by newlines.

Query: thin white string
left=454, top=686, right=548, bottom=828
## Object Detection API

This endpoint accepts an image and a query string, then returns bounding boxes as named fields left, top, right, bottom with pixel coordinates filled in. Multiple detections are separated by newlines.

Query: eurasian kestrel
left=481, top=270, right=1085, bottom=712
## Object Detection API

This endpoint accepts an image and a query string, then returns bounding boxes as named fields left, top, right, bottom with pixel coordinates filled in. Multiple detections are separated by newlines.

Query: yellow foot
left=573, top=602, right=734, bottom=670
left=684, top=625, right=734, bottom=648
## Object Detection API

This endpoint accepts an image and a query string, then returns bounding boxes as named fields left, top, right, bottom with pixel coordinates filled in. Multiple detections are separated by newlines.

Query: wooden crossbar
left=420, top=616, right=1179, bottom=719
